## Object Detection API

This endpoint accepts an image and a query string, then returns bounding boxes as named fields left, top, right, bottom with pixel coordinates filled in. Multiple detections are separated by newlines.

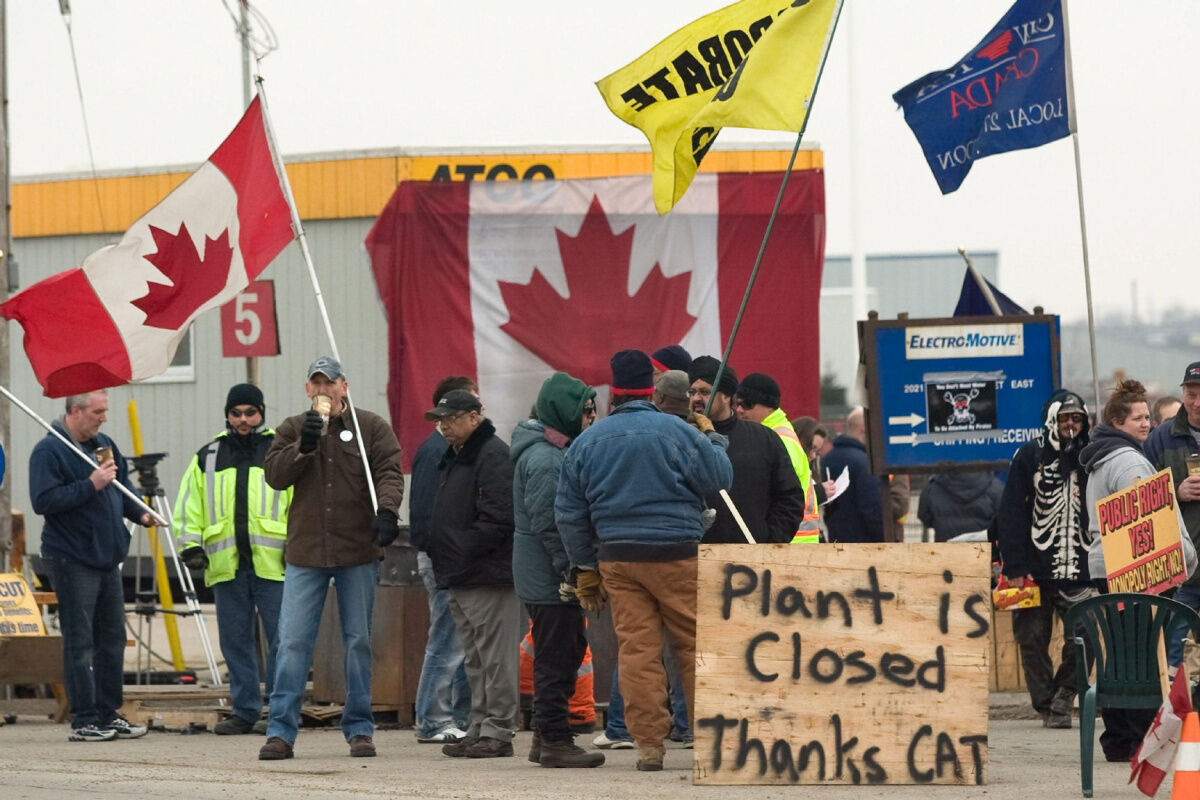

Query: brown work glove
left=573, top=569, right=608, bottom=613
left=688, top=411, right=715, bottom=435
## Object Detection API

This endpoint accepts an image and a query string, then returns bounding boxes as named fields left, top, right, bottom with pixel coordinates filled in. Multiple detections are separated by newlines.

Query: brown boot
left=442, top=735, right=480, bottom=758
left=349, top=735, right=376, bottom=757
left=539, top=737, right=605, bottom=768
left=636, top=744, right=664, bottom=772
left=258, top=737, right=293, bottom=760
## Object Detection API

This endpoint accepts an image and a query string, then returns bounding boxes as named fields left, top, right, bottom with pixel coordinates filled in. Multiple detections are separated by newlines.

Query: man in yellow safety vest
left=734, top=373, right=820, bottom=543
left=174, top=383, right=292, bottom=735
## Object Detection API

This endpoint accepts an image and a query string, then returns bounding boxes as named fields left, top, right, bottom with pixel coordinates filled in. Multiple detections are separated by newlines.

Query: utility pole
left=239, top=1, right=259, bottom=387
left=0, top=0, right=13, bottom=569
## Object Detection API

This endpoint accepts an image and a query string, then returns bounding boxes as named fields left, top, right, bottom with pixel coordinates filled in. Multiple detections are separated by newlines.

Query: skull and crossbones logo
left=945, top=388, right=980, bottom=425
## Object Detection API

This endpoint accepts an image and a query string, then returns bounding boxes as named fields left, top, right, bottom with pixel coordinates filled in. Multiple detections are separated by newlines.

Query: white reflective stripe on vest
left=248, top=534, right=285, bottom=550
left=203, top=444, right=219, bottom=527
left=206, top=538, right=237, bottom=555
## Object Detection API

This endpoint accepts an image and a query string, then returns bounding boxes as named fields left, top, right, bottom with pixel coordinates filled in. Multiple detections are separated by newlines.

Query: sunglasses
left=228, top=407, right=261, bottom=419
left=583, top=402, right=597, bottom=415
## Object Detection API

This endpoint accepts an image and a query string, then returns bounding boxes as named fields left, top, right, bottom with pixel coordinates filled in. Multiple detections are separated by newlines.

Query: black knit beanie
left=225, top=383, right=265, bottom=416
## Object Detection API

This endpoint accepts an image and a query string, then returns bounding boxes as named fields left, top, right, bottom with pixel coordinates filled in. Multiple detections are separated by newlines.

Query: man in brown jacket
left=257, top=356, right=404, bottom=761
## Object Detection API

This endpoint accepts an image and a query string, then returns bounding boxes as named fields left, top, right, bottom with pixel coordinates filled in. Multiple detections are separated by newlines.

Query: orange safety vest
left=519, top=619, right=595, bottom=724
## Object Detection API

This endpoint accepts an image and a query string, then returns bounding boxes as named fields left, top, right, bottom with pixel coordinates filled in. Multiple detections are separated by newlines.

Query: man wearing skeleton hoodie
left=996, top=389, right=1095, bottom=729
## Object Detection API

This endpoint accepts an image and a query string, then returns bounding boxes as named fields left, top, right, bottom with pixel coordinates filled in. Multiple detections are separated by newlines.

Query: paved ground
left=0, top=712, right=1168, bottom=799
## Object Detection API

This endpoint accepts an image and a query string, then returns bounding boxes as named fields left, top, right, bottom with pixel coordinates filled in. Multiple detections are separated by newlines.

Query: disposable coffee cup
left=312, top=394, right=333, bottom=433
left=1187, top=453, right=1200, bottom=477
left=94, top=446, right=113, bottom=464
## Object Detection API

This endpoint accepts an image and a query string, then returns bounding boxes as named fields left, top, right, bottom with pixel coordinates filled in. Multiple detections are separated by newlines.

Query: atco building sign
left=861, top=315, right=1061, bottom=473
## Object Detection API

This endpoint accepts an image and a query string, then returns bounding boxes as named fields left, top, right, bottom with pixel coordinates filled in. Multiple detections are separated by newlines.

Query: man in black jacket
left=425, top=390, right=519, bottom=759
left=410, top=377, right=475, bottom=744
left=687, top=356, right=803, bottom=543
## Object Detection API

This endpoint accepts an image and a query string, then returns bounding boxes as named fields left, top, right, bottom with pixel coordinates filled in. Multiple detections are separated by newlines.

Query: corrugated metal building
left=8, top=146, right=820, bottom=550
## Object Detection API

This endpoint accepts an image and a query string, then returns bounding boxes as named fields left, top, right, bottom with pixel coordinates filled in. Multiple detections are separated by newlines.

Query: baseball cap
left=1181, top=361, right=1200, bottom=386
left=424, top=389, right=482, bottom=420
left=307, top=356, right=344, bottom=381
left=1057, top=396, right=1086, bottom=417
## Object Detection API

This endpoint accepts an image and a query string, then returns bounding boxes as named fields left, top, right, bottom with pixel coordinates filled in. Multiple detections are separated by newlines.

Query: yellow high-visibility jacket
left=172, top=430, right=292, bottom=587
left=760, top=408, right=820, bottom=543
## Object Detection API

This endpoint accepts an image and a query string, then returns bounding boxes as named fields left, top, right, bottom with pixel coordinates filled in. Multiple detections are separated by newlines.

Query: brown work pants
left=599, top=557, right=697, bottom=749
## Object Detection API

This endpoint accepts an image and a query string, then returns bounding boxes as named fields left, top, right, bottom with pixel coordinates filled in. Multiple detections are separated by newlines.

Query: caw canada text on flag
left=892, top=0, right=1071, bottom=194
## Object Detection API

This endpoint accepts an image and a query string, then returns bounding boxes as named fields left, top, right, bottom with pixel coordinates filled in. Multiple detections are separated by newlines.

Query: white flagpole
left=1060, top=0, right=1102, bottom=414
left=252, top=78, right=379, bottom=512
left=0, top=384, right=167, bottom=525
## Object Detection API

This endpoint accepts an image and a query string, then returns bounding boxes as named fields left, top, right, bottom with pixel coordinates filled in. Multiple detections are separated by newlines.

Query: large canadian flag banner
left=1, top=97, right=294, bottom=397
left=366, top=171, right=824, bottom=469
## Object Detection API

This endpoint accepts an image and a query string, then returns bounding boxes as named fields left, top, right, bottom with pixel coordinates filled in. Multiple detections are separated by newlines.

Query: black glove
left=373, top=510, right=400, bottom=547
left=298, top=410, right=323, bottom=454
left=181, top=546, right=208, bottom=571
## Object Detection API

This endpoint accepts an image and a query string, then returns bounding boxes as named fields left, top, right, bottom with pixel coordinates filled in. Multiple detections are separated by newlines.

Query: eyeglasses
left=229, top=407, right=261, bottom=419
left=438, top=411, right=467, bottom=427
left=583, top=402, right=597, bottom=416
left=686, top=387, right=712, bottom=398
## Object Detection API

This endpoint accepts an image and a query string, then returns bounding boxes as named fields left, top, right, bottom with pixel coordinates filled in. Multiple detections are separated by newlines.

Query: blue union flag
left=892, top=0, right=1071, bottom=194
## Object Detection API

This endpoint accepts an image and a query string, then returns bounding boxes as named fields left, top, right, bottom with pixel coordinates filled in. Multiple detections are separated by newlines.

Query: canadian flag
left=1130, top=667, right=1193, bottom=796
left=366, top=171, right=825, bottom=469
left=1, top=97, right=294, bottom=397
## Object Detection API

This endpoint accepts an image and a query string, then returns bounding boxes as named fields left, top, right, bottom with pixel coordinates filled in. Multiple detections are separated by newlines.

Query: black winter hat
left=225, top=383, right=265, bottom=417
left=737, top=373, right=780, bottom=410
left=650, top=345, right=693, bottom=373
left=688, top=355, right=738, bottom=397
left=610, top=350, right=655, bottom=395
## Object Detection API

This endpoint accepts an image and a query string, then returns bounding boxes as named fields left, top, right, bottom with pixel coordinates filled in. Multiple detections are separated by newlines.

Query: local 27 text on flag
left=892, top=0, right=1071, bottom=194
left=1, top=97, right=294, bottom=397
left=365, top=172, right=825, bottom=470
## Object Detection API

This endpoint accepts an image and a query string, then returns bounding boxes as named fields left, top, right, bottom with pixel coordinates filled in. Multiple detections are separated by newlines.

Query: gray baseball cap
left=307, top=356, right=344, bottom=381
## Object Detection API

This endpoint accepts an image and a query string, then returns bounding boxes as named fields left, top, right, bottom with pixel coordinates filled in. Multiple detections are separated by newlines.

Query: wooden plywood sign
left=693, top=543, right=991, bottom=786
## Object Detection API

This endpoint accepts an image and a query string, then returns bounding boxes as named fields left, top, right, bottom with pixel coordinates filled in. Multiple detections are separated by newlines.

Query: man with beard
left=996, top=390, right=1094, bottom=729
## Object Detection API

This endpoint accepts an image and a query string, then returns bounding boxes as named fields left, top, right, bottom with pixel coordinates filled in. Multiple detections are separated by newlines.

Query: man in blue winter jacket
left=556, top=350, right=732, bottom=772
left=30, top=390, right=153, bottom=743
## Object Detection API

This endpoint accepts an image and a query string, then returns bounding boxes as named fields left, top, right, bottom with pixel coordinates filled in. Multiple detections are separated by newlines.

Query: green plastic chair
left=1064, top=592, right=1200, bottom=798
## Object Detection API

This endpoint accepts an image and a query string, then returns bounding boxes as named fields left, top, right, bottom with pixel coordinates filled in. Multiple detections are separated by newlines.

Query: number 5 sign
left=220, top=280, right=280, bottom=357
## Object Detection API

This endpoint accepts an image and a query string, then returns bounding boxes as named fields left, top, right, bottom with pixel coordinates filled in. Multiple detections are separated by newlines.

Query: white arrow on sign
left=889, top=433, right=918, bottom=446
left=888, top=413, right=925, bottom=428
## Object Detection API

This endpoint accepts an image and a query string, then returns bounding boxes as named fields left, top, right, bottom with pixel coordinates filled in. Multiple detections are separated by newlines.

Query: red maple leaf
left=497, top=196, right=696, bottom=387
left=132, top=223, right=234, bottom=330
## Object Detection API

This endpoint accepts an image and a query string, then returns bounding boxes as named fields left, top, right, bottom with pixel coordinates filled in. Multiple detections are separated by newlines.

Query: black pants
left=1012, top=591, right=1080, bottom=713
left=528, top=603, right=588, bottom=742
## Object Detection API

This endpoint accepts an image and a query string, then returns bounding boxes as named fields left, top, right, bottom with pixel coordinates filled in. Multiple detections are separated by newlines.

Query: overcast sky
left=8, top=0, right=1197, bottom=324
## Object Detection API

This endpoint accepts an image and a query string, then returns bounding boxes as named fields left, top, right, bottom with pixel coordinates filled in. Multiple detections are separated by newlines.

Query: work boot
left=465, top=736, right=514, bottom=758
left=349, top=735, right=376, bottom=757
left=538, top=737, right=605, bottom=768
left=442, top=735, right=480, bottom=758
left=258, top=737, right=294, bottom=760
left=214, top=715, right=255, bottom=735
left=528, top=732, right=541, bottom=764
left=636, top=743, right=665, bottom=771
left=1044, top=690, right=1074, bottom=729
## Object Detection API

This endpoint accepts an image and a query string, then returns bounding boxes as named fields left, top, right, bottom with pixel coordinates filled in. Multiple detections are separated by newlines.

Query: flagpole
left=1060, top=0, right=1102, bottom=414
left=957, top=247, right=1002, bottom=316
left=0, top=383, right=167, bottom=525
left=252, top=77, right=379, bottom=512
left=704, top=0, right=845, bottom=416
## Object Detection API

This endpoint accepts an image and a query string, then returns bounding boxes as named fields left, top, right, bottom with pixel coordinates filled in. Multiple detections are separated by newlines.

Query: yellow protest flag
left=597, top=0, right=842, bottom=214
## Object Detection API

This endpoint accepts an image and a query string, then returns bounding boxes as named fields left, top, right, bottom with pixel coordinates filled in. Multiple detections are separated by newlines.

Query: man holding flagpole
left=258, top=357, right=404, bottom=760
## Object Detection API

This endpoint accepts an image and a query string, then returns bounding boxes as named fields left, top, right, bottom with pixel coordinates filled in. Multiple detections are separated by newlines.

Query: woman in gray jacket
left=1079, top=378, right=1197, bottom=762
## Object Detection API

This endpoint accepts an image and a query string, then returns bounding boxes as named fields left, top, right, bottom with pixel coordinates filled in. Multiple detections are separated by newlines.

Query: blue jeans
left=605, top=663, right=689, bottom=741
left=1168, top=582, right=1200, bottom=666
left=414, top=553, right=469, bottom=737
left=213, top=565, right=283, bottom=724
left=266, top=561, right=378, bottom=743
left=44, top=557, right=126, bottom=728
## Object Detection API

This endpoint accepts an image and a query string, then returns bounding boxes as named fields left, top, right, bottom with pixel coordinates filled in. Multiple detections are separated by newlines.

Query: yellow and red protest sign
left=0, top=573, right=46, bottom=636
left=1097, top=469, right=1186, bottom=594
